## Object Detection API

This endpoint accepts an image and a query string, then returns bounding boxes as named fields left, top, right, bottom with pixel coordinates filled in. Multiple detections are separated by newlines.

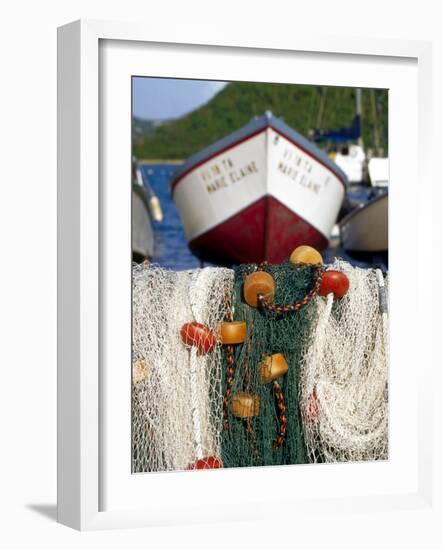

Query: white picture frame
left=57, top=19, right=434, bottom=531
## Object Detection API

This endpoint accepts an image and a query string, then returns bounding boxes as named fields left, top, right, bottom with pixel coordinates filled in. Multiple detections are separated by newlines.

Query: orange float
left=219, top=321, right=247, bottom=344
left=243, top=271, right=275, bottom=307
left=258, top=353, right=289, bottom=383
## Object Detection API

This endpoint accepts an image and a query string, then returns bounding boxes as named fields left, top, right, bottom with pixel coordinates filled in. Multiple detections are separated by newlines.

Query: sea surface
left=140, top=163, right=388, bottom=272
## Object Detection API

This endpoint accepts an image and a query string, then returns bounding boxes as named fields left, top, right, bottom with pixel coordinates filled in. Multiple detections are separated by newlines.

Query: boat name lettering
left=200, top=158, right=259, bottom=195
left=283, top=148, right=313, bottom=173
left=277, top=160, right=322, bottom=194
left=205, top=176, right=228, bottom=193
left=229, top=161, right=258, bottom=184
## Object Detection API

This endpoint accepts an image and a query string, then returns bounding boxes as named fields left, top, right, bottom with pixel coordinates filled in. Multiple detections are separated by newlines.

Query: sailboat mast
left=370, top=89, right=381, bottom=155
left=356, top=88, right=363, bottom=147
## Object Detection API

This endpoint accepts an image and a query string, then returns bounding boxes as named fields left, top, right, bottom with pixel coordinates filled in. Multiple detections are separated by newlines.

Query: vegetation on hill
left=132, top=82, right=388, bottom=160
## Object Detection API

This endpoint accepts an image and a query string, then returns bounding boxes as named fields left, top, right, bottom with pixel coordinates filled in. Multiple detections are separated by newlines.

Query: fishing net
left=221, top=262, right=321, bottom=468
left=299, top=259, right=389, bottom=463
left=132, top=262, right=234, bottom=472
left=131, top=258, right=389, bottom=472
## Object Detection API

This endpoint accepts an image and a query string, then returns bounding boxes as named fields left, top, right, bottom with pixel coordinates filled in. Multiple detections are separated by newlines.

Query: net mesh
left=132, top=262, right=234, bottom=472
left=132, top=259, right=389, bottom=472
left=299, top=259, right=389, bottom=463
left=221, top=262, right=319, bottom=468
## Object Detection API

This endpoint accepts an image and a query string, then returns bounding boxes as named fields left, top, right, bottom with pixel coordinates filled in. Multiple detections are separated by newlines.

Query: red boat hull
left=189, top=195, right=329, bottom=265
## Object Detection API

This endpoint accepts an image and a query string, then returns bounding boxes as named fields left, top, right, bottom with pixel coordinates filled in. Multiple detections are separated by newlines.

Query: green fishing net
left=221, top=261, right=319, bottom=468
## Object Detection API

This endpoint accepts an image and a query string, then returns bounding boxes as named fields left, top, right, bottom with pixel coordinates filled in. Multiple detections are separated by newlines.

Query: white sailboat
left=314, top=88, right=389, bottom=253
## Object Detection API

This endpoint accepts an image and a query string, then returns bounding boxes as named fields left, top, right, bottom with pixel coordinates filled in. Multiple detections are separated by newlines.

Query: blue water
left=140, top=163, right=387, bottom=271
left=140, top=163, right=206, bottom=270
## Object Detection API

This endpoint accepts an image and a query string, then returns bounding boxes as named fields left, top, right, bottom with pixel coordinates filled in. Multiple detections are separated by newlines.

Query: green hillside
left=133, top=82, right=388, bottom=160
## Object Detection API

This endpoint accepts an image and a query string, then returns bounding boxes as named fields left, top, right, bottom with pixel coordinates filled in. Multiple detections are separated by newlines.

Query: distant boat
left=313, top=89, right=388, bottom=187
left=171, top=112, right=347, bottom=265
left=339, top=190, right=388, bottom=252
left=132, top=160, right=163, bottom=262
left=313, top=89, right=367, bottom=184
left=368, top=157, right=389, bottom=187
left=339, top=149, right=388, bottom=253
left=329, top=143, right=366, bottom=184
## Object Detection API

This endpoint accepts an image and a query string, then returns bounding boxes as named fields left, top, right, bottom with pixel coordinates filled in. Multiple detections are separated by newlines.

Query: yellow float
left=132, top=360, right=149, bottom=384
left=289, top=245, right=323, bottom=265
left=230, top=392, right=260, bottom=418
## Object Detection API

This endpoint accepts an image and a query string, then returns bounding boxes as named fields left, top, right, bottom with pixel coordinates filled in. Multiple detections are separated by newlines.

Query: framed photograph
left=57, top=19, right=433, bottom=530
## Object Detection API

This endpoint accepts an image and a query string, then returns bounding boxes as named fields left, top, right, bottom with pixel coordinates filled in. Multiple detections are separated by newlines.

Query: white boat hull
left=368, top=157, right=389, bottom=187
left=132, top=188, right=154, bottom=260
left=340, top=192, right=388, bottom=252
left=171, top=115, right=347, bottom=264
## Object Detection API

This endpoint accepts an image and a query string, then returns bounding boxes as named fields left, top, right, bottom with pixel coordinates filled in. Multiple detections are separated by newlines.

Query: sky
left=132, top=77, right=227, bottom=120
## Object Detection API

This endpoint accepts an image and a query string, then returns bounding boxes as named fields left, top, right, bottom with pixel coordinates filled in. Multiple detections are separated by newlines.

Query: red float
left=305, top=393, right=320, bottom=421
left=180, top=322, right=217, bottom=354
left=318, top=270, right=350, bottom=299
left=187, top=456, right=223, bottom=470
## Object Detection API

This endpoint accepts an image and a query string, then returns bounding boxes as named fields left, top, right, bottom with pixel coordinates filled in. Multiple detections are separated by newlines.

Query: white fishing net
left=132, top=262, right=234, bottom=472
left=299, top=259, right=389, bottom=463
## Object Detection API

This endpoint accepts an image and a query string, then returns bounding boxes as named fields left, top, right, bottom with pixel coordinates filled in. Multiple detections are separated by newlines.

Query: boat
left=313, top=89, right=367, bottom=184
left=171, top=112, right=347, bottom=265
left=313, top=88, right=388, bottom=189
left=132, top=159, right=163, bottom=262
left=368, top=157, right=389, bottom=187
left=339, top=189, right=388, bottom=252
left=339, top=143, right=389, bottom=253
left=330, top=143, right=366, bottom=184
